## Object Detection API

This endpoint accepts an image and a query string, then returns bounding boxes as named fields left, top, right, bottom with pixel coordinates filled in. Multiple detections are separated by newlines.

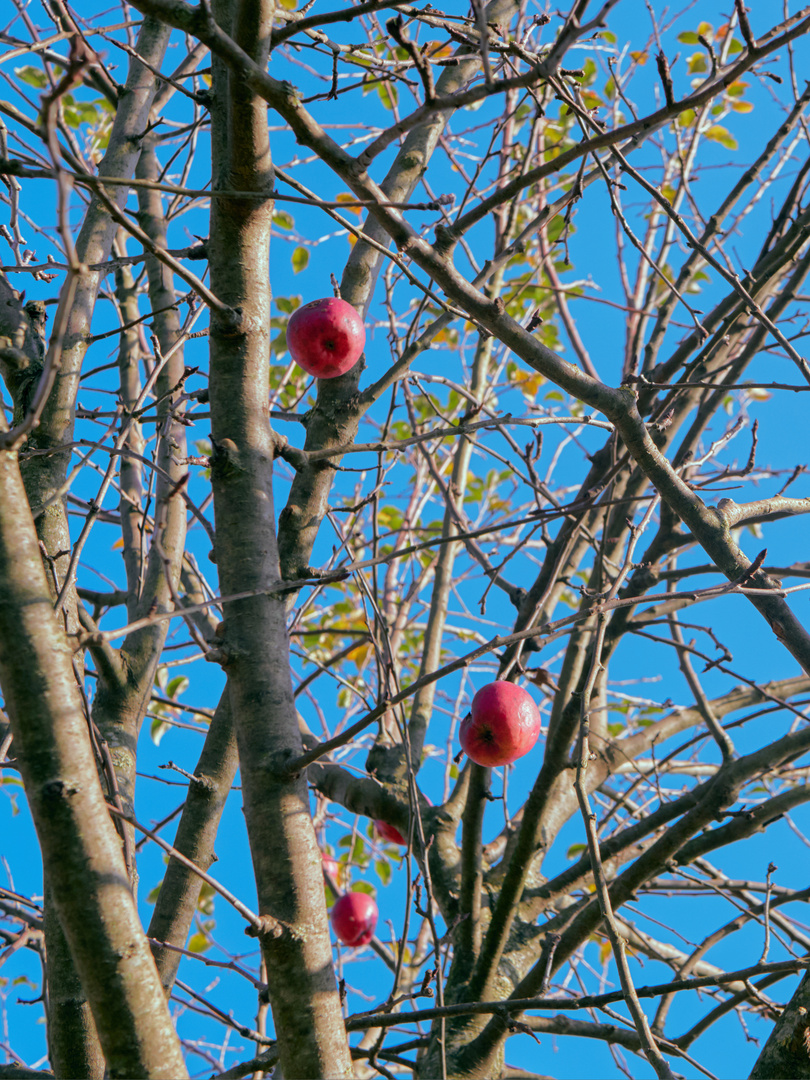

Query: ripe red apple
left=331, top=891, right=378, bottom=947
left=374, top=794, right=431, bottom=845
left=286, top=297, right=365, bottom=379
left=459, top=681, right=541, bottom=767
left=375, top=820, right=406, bottom=845
left=321, top=852, right=340, bottom=882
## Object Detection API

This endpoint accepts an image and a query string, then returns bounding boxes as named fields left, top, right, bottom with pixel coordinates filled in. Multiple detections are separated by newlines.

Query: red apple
left=460, top=681, right=541, bottom=767
left=286, top=297, right=365, bottom=379
left=322, top=852, right=340, bottom=882
left=331, top=891, right=378, bottom=947
left=375, top=820, right=406, bottom=845
left=374, top=794, right=431, bottom=845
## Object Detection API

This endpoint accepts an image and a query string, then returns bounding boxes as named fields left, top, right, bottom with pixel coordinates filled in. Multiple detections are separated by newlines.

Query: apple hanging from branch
left=374, top=794, right=431, bottom=846
left=331, top=891, right=378, bottom=947
left=286, top=297, right=365, bottom=378
left=375, top=820, right=406, bottom=845
left=460, top=681, right=542, bottom=767
left=321, top=851, right=341, bottom=884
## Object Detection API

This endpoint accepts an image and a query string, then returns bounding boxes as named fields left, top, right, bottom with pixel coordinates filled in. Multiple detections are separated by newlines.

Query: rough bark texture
left=205, top=0, right=353, bottom=1075
left=0, top=437, right=187, bottom=1080
left=17, top=18, right=172, bottom=1072
left=750, top=971, right=810, bottom=1079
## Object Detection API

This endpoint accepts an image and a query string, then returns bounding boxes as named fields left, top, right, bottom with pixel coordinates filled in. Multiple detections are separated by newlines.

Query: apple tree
left=2, top=1, right=810, bottom=1079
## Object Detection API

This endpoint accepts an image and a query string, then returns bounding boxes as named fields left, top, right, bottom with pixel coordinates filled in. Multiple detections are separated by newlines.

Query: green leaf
left=339, top=834, right=370, bottom=868
left=685, top=270, right=710, bottom=296
left=275, top=295, right=301, bottom=315
left=273, top=210, right=295, bottom=230
left=76, top=101, right=102, bottom=124
left=676, top=31, right=700, bottom=44
left=377, top=81, right=398, bottom=110
left=376, top=859, right=392, bottom=886
left=165, top=675, right=188, bottom=699
left=197, top=882, right=216, bottom=915
left=150, top=715, right=171, bottom=746
left=352, top=880, right=377, bottom=897
left=292, top=246, right=309, bottom=274
left=378, top=506, right=404, bottom=531
left=567, top=843, right=587, bottom=860
left=146, top=883, right=162, bottom=904
left=14, top=65, right=47, bottom=88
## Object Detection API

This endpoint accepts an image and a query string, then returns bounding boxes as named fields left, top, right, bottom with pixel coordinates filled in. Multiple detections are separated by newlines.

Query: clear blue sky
left=2, top=3, right=810, bottom=1078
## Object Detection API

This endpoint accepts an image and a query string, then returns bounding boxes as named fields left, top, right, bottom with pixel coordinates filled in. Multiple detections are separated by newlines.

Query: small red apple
left=460, top=681, right=541, bottom=767
left=375, top=820, right=406, bottom=845
left=374, top=794, right=432, bottom=845
left=322, top=852, right=340, bottom=882
left=286, top=297, right=365, bottom=379
left=331, top=891, right=378, bottom=947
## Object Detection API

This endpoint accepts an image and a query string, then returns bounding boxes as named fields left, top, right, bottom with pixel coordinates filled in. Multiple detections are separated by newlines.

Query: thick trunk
left=750, top=971, right=810, bottom=1079
left=0, top=438, right=187, bottom=1079
left=205, top=1, right=353, bottom=1075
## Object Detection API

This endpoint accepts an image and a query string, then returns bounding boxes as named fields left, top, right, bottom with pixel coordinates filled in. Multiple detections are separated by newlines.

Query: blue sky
left=2, top=2, right=810, bottom=1077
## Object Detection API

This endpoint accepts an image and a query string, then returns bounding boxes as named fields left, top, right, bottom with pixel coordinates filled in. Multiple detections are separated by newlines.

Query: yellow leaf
left=726, top=80, right=749, bottom=97
left=348, top=643, right=371, bottom=667
left=187, top=932, right=211, bottom=953
left=424, top=41, right=453, bottom=59
left=687, top=52, right=708, bottom=74
left=336, top=192, right=364, bottom=219
left=705, top=124, right=738, bottom=150
left=510, top=367, right=545, bottom=397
